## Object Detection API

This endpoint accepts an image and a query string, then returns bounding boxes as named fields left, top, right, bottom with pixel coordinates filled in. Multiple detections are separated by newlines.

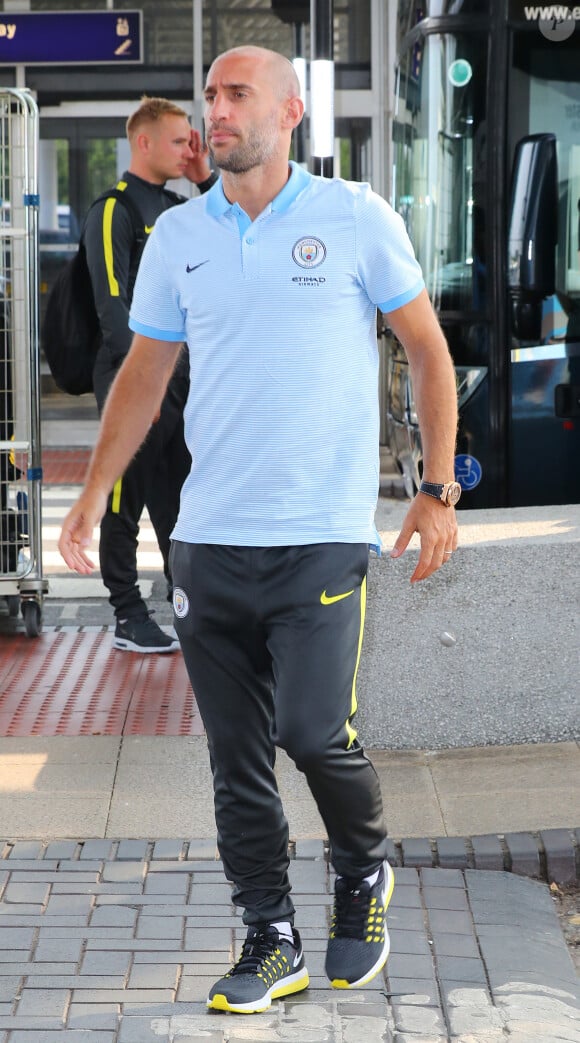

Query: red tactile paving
left=42, top=449, right=91, bottom=486
left=0, top=630, right=204, bottom=737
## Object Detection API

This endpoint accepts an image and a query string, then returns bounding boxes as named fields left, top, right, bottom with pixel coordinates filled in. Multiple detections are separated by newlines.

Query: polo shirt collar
left=206, top=161, right=311, bottom=219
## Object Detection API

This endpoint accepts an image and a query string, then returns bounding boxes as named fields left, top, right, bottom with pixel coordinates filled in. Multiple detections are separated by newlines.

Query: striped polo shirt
left=129, top=162, right=424, bottom=547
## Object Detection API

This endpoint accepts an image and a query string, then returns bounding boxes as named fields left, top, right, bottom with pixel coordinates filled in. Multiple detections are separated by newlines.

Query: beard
left=208, top=114, right=279, bottom=174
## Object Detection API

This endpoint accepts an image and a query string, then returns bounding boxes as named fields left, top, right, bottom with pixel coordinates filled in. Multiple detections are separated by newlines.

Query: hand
left=183, top=128, right=213, bottom=185
left=390, top=494, right=459, bottom=582
left=58, top=488, right=108, bottom=575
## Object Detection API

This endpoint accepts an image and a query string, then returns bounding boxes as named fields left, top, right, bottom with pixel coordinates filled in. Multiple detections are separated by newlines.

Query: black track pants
left=170, top=542, right=388, bottom=926
left=94, top=360, right=190, bottom=620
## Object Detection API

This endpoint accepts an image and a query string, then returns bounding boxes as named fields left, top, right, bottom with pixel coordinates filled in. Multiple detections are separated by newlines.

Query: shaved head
left=208, top=46, right=301, bottom=102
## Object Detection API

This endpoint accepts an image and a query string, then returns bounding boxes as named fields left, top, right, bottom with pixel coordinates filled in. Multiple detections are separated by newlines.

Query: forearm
left=387, top=289, right=457, bottom=480
left=410, top=336, right=457, bottom=481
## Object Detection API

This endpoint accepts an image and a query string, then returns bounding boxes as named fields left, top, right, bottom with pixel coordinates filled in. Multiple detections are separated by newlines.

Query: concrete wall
left=357, top=502, right=580, bottom=749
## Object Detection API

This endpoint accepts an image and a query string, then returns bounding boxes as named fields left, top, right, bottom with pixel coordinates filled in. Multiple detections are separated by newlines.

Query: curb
left=384, top=828, right=580, bottom=885
left=4, top=829, right=579, bottom=884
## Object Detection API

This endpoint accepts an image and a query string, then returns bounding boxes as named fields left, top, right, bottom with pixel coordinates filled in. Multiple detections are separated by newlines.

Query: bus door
left=507, top=29, right=580, bottom=505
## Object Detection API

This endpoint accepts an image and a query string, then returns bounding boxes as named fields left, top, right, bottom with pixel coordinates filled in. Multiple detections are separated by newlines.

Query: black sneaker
left=207, top=925, right=309, bottom=1014
left=113, top=613, right=179, bottom=653
left=325, top=860, right=395, bottom=989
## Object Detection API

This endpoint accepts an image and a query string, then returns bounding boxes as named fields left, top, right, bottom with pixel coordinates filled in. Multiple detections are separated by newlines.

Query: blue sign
left=454, top=454, right=483, bottom=491
left=0, top=11, right=143, bottom=65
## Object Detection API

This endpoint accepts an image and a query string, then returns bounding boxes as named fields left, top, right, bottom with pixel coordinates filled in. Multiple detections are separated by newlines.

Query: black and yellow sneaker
left=207, top=924, right=309, bottom=1014
left=325, top=860, right=395, bottom=989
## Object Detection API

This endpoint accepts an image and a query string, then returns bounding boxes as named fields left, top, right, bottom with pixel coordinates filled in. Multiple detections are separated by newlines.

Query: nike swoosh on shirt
left=144, top=225, right=154, bottom=234
left=320, top=588, right=355, bottom=605
left=186, top=260, right=210, bottom=273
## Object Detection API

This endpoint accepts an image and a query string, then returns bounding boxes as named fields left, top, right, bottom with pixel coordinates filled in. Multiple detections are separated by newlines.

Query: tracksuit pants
left=94, top=361, right=190, bottom=621
left=170, top=541, right=388, bottom=926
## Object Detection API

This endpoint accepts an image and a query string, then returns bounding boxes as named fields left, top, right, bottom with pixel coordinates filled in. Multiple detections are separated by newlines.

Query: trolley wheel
left=7, top=596, right=20, bottom=619
left=22, top=600, right=42, bottom=638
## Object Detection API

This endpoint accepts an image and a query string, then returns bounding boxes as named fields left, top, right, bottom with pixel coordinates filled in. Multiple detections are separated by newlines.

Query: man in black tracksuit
left=84, top=96, right=216, bottom=652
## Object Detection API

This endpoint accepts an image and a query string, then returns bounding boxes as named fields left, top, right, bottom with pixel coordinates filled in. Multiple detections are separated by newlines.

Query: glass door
left=38, top=118, right=127, bottom=322
left=507, top=30, right=580, bottom=504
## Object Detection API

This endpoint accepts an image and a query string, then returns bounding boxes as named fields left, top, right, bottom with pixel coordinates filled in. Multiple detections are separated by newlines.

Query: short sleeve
left=355, top=185, right=425, bottom=313
left=129, top=224, right=185, bottom=341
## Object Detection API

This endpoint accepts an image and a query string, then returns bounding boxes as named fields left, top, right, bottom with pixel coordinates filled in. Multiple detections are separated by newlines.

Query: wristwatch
left=419, top=480, right=462, bottom=507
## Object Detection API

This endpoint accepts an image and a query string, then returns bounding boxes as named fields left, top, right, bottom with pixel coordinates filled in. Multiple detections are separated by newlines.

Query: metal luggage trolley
left=0, top=87, right=47, bottom=637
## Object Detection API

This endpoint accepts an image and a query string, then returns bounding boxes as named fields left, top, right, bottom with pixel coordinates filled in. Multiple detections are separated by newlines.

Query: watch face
left=446, top=482, right=462, bottom=506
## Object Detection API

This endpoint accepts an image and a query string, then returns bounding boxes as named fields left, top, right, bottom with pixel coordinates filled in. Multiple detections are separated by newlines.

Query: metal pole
left=310, top=0, right=334, bottom=177
left=193, top=0, right=204, bottom=136
left=292, top=21, right=307, bottom=166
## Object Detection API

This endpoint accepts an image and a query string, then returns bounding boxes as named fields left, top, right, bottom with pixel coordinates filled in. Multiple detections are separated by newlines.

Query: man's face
left=203, top=53, right=284, bottom=174
left=147, top=114, right=194, bottom=181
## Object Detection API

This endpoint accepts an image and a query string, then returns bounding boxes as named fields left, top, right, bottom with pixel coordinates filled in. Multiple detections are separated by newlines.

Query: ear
left=135, top=131, right=151, bottom=155
left=282, top=96, right=304, bottom=131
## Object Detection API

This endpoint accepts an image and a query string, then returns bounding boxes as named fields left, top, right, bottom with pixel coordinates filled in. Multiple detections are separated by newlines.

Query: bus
left=384, top=0, right=580, bottom=507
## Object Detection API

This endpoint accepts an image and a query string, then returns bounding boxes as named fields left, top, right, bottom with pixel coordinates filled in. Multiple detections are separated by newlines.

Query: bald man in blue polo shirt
left=59, top=45, right=459, bottom=1015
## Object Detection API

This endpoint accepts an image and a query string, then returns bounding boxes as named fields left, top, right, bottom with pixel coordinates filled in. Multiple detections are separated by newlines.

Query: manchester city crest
left=173, top=587, right=189, bottom=619
left=292, top=236, right=327, bottom=268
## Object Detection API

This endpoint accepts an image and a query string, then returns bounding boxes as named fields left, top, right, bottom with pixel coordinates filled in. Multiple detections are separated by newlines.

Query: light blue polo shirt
left=129, top=162, right=424, bottom=547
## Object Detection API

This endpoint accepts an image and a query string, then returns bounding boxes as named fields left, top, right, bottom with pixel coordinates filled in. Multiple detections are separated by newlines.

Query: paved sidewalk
left=0, top=392, right=576, bottom=1039
left=0, top=840, right=577, bottom=1042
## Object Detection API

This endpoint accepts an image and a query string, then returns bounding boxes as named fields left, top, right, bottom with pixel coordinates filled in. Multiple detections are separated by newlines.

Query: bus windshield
left=510, top=32, right=580, bottom=343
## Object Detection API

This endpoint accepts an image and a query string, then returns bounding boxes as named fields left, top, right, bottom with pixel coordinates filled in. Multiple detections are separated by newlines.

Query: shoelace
left=229, top=928, right=284, bottom=976
left=331, top=880, right=372, bottom=938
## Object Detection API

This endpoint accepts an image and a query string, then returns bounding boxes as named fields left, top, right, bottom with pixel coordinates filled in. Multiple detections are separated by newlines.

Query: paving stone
left=540, top=827, right=578, bottom=884
left=34, top=937, right=83, bottom=963
left=90, top=906, right=138, bottom=929
left=385, top=977, right=441, bottom=1006
left=426, top=910, right=474, bottom=935
left=430, top=931, right=479, bottom=959
left=145, top=872, right=189, bottom=897
left=7, top=842, right=45, bottom=860
left=116, top=840, right=150, bottom=861
left=0, top=927, right=35, bottom=949
left=386, top=953, right=436, bottom=980
left=44, top=842, right=79, bottom=861
left=401, top=838, right=434, bottom=868
left=389, top=928, right=432, bottom=956
left=504, top=832, right=541, bottom=878
left=8, top=1033, right=115, bottom=1042
left=422, top=886, right=469, bottom=911
left=420, top=868, right=464, bottom=888
left=472, top=833, right=506, bottom=871
left=45, top=893, right=93, bottom=916
left=433, top=954, right=488, bottom=984
left=102, top=862, right=145, bottom=884
left=67, top=1004, right=120, bottom=1029
left=152, top=840, right=186, bottom=861
left=2, top=881, right=50, bottom=904
left=390, top=885, right=422, bottom=909
left=15, top=987, right=69, bottom=1017
left=295, top=839, right=327, bottom=860
left=79, top=841, right=114, bottom=861
left=118, top=1018, right=174, bottom=1042
left=135, top=915, right=184, bottom=940
left=0, top=976, right=22, bottom=1002
left=186, top=839, right=218, bottom=859
left=435, top=837, right=470, bottom=869
left=80, top=951, right=131, bottom=975
left=392, top=1003, right=447, bottom=1035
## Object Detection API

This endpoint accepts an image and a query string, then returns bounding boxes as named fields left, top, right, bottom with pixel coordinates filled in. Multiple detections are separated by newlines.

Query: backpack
left=41, top=189, right=145, bottom=396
